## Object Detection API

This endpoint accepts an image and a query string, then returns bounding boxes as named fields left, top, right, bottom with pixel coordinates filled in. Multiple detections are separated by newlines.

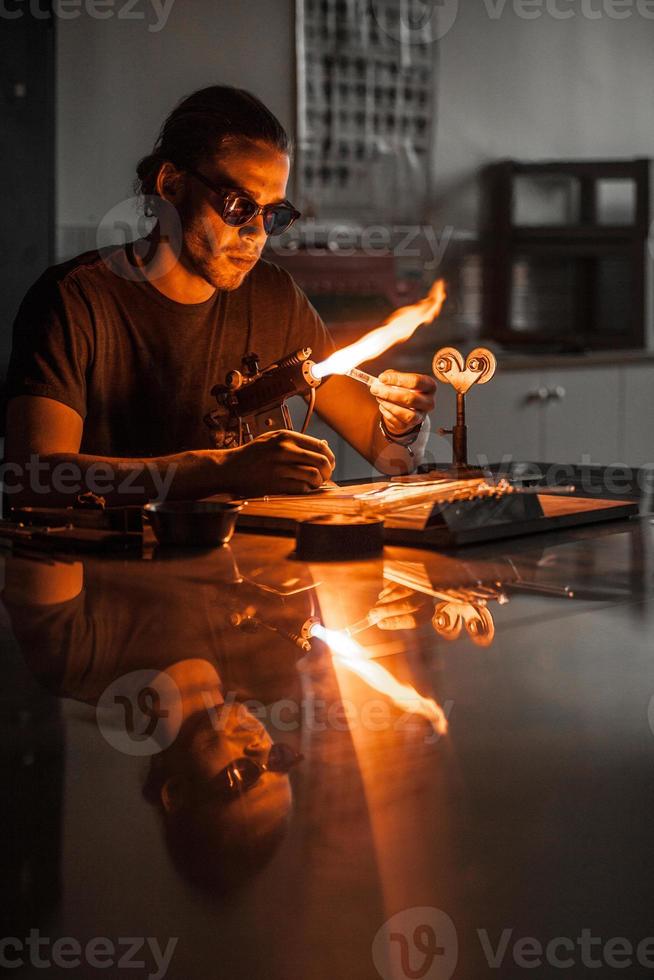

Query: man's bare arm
left=4, top=396, right=335, bottom=507
left=314, top=374, right=432, bottom=475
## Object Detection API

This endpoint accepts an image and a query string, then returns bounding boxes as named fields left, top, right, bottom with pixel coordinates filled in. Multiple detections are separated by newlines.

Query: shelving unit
left=481, top=159, right=650, bottom=351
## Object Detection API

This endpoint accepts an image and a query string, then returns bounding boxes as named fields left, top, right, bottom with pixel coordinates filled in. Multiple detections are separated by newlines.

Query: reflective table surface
left=2, top=517, right=654, bottom=979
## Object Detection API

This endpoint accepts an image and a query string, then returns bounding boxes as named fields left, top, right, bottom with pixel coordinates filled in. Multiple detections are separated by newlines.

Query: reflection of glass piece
left=513, top=174, right=581, bottom=226
left=343, top=608, right=385, bottom=637
left=343, top=583, right=429, bottom=636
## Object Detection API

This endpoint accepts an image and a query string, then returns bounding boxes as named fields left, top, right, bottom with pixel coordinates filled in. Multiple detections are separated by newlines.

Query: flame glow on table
left=310, top=623, right=448, bottom=735
left=311, top=279, right=447, bottom=380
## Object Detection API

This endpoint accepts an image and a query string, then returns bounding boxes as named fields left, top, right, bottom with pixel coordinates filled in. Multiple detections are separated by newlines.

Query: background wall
left=57, top=0, right=654, bottom=247
left=56, top=0, right=295, bottom=254
left=432, top=3, right=654, bottom=232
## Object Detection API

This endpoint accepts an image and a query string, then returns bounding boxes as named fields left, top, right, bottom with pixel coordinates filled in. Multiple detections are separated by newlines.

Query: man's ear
left=160, top=775, right=189, bottom=814
left=155, top=162, right=185, bottom=205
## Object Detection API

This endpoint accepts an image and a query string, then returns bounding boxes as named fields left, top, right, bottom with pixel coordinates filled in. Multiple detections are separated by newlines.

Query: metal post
left=452, top=392, right=468, bottom=468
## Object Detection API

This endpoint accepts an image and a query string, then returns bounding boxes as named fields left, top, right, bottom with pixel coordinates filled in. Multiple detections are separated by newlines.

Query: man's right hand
left=4, top=396, right=336, bottom=504
left=219, top=430, right=336, bottom=496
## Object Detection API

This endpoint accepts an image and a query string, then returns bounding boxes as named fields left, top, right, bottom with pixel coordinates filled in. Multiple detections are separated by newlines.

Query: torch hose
left=300, top=387, right=316, bottom=434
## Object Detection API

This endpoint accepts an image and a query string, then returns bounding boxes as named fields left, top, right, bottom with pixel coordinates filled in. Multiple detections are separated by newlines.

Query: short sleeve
left=4, top=273, right=94, bottom=420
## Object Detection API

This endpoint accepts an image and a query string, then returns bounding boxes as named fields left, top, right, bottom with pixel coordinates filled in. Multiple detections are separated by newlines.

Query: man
left=4, top=86, right=436, bottom=506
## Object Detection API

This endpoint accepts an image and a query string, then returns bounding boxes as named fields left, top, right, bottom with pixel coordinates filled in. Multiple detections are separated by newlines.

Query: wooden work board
left=232, top=480, right=639, bottom=549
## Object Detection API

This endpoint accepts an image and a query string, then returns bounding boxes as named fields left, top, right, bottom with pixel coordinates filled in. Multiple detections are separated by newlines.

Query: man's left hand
left=369, top=371, right=436, bottom=435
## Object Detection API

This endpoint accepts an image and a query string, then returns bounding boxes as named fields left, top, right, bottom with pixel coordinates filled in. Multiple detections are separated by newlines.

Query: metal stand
left=431, top=347, right=497, bottom=477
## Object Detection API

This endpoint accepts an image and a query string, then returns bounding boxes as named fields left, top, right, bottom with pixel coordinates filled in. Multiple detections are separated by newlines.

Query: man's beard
left=181, top=211, right=256, bottom=291
left=199, top=255, right=248, bottom=292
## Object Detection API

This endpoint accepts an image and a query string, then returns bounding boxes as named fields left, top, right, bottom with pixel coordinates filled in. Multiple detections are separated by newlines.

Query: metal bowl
left=143, top=500, right=243, bottom=548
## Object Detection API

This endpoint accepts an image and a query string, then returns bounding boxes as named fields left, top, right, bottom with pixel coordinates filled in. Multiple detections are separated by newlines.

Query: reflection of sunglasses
left=200, top=743, right=304, bottom=803
left=187, top=169, right=301, bottom=236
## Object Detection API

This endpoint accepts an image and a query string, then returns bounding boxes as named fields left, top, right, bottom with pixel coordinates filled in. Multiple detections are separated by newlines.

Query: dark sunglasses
left=198, top=742, right=304, bottom=804
left=186, top=168, right=301, bottom=236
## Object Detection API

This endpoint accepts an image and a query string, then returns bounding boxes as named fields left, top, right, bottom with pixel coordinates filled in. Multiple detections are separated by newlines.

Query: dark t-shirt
left=4, top=245, right=334, bottom=457
left=3, top=551, right=309, bottom=706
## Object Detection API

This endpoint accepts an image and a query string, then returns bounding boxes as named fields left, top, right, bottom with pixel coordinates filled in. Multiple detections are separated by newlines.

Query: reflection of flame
left=310, top=623, right=448, bottom=735
left=312, top=279, right=447, bottom=380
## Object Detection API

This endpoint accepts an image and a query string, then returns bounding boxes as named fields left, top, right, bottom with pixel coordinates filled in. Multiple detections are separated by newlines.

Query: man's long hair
left=135, top=85, right=292, bottom=198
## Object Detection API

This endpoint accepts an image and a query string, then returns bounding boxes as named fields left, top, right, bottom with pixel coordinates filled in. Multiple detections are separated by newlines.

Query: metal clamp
left=433, top=347, right=497, bottom=470
left=433, top=347, right=497, bottom=394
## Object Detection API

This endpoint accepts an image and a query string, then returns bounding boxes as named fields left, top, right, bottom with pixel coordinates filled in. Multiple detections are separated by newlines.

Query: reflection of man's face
left=189, top=702, right=273, bottom=773
left=178, top=139, right=291, bottom=292
left=154, top=702, right=294, bottom=893
left=176, top=705, right=293, bottom=837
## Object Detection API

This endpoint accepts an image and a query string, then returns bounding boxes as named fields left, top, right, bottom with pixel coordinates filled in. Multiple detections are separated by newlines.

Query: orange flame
left=312, top=279, right=447, bottom=380
left=310, top=623, right=448, bottom=735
